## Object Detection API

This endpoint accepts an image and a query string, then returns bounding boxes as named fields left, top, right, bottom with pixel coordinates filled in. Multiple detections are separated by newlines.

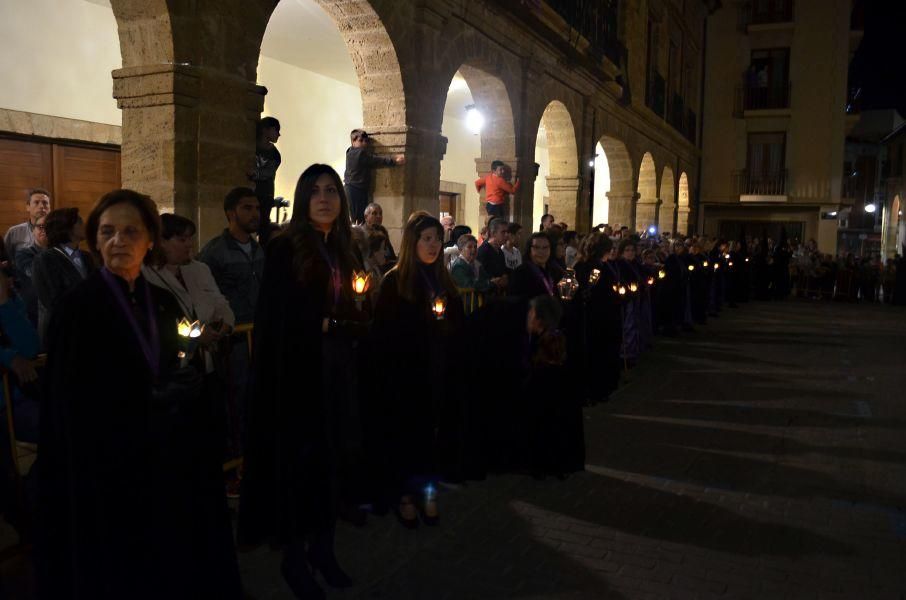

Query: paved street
left=241, top=299, right=906, bottom=599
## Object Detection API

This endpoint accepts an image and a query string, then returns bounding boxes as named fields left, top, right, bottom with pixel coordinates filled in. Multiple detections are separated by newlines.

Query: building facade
left=0, top=0, right=717, bottom=245
left=698, top=0, right=862, bottom=253
left=881, top=123, right=906, bottom=258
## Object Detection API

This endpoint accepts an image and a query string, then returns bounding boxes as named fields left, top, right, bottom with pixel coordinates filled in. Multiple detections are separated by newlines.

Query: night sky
left=848, top=1, right=906, bottom=116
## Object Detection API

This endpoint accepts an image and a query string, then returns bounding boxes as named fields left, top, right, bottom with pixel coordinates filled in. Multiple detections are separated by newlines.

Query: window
left=744, top=48, right=790, bottom=109
left=745, top=132, right=786, bottom=194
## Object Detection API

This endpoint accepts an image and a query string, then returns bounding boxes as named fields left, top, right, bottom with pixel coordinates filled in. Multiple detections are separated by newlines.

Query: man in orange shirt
left=475, top=160, right=519, bottom=219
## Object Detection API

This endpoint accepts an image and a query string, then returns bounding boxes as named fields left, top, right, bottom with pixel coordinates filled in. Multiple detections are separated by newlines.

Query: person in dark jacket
left=476, top=217, right=509, bottom=292
left=37, top=189, right=240, bottom=600
left=250, top=116, right=281, bottom=242
left=344, top=129, right=405, bottom=224
left=371, top=212, right=464, bottom=528
left=32, top=207, right=93, bottom=342
left=14, top=213, right=48, bottom=327
left=239, top=165, right=366, bottom=599
left=508, top=232, right=560, bottom=301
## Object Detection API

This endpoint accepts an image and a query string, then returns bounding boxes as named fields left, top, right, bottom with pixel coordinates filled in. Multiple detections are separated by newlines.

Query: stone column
left=113, top=64, right=266, bottom=244
left=545, top=176, right=582, bottom=228
left=606, top=191, right=640, bottom=230
left=635, top=197, right=662, bottom=233
left=659, top=202, right=677, bottom=235
left=677, top=206, right=691, bottom=236
left=112, top=64, right=201, bottom=215
left=368, top=126, right=447, bottom=249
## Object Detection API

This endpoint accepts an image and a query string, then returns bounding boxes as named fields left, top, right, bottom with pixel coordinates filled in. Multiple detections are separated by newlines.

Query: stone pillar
left=545, top=176, right=582, bottom=228
left=606, top=191, right=640, bottom=230
left=677, top=206, right=691, bottom=236
left=635, top=197, right=662, bottom=233
left=112, top=64, right=200, bottom=215
left=369, top=126, right=447, bottom=250
left=475, top=157, right=520, bottom=223
left=113, top=64, right=266, bottom=244
left=659, top=202, right=677, bottom=235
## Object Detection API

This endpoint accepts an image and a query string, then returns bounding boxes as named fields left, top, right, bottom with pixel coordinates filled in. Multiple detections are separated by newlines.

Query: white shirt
left=501, top=245, right=522, bottom=269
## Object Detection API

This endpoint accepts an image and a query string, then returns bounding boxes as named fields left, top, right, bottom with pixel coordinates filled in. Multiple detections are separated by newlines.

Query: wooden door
left=0, top=135, right=120, bottom=238
left=0, top=138, right=54, bottom=236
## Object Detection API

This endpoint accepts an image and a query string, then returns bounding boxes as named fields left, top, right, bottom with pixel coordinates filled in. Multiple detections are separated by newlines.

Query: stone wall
left=106, top=0, right=708, bottom=242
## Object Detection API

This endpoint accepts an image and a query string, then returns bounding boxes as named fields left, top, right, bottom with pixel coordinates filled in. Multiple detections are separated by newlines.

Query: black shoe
left=308, top=551, right=353, bottom=589
left=281, top=556, right=325, bottom=600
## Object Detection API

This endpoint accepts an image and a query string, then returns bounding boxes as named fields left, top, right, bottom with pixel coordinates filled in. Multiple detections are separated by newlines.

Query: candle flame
left=658, top=269, right=666, bottom=279
left=729, top=261, right=734, bottom=267
left=433, top=296, right=446, bottom=317
left=687, top=264, right=695, bottom=271
left=618, top=285, right=627, bottom=295
left=629, top=282, right=638, bottom=292
left=647, top=277, right=655, bottom=285
left=703, top=261, right=709, bottom=267
left=714, top=263, right=720, bottom=270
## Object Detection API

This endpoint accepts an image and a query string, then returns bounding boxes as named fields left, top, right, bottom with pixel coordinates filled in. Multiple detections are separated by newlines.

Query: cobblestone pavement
left=242, top=299, right=906, bottom=600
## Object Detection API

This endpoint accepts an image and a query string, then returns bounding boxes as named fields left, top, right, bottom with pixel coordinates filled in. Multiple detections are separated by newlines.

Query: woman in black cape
left=239, top=164, right=365, bottom=599
left=371, top=212, right=464, bottom=528
left=572, top=232, right=622, bottom=404
left=509, top=231, right=562, bottom=301
left=38, top=189, right=240, bottom=600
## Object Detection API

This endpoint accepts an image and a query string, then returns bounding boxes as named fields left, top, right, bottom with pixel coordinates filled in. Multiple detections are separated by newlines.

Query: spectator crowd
left=0, top=122, right=904, bottom=600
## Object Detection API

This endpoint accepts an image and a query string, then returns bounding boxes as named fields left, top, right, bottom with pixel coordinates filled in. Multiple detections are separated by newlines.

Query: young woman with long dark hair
left=371, top=211, right=463, bottom=528
left=239, top=164, right=365, bottom=600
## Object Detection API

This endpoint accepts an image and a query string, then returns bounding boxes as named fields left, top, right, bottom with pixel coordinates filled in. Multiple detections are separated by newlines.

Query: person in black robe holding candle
left=37, top=189, right=241, bottom=600
left=239, top=164, right=365, bottom=599
left=572, top=232, right=621, bottom=403
left=509, top=232, right=560, bottom=301
left=371, top=211, right=463, bottom=528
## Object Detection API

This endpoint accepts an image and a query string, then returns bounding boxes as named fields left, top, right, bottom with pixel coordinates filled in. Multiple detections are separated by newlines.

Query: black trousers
left=347, top=185, right=368, bottom=224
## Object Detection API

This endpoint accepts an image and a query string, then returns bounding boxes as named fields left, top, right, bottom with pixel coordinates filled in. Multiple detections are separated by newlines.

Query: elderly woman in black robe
left=37, top=189, right=240, bottom=600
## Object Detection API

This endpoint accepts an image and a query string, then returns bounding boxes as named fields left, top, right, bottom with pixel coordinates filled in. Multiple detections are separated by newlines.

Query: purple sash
left=317, top=238, right=342, bottom=306
left=100, top=268, right=160, bottom=377
left=528, top=262, right=554, bottom=296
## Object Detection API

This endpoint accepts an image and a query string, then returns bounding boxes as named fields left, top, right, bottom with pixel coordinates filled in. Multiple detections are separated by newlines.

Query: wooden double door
left=0, top=135, right=121, bottom=238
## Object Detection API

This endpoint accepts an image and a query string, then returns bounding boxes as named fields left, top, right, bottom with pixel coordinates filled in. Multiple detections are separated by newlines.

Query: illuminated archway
left=659, top=166, right=676, bottom=235
left=636, top=152, right=659, bottom=232
left=677, top=172, right=691, bottom=235
left=533, top=101, right=579, bottom=229
left=597, top=136, right=634, bottom=228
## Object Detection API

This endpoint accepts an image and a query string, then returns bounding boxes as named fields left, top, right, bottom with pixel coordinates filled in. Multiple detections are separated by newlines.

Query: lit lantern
left=728, top=261, right=734, bottom=267
left=714, top=263, right=720, bottom=271
left=724, top=253, right=730, bottom=259
left=588, top=268, right=601, bottom=286
left=745, top=257, right=750, bottom=263
left=629, top=282, right=638, bottom=293
left=703, top=260, right=709, bottom=267
left=432, top=296, right=447, bottom=320
left=352, top=270, right=371, bottom=309
left=611, top=284, right=619, bottom=293
left=658, top=269, right=666, bottom=279
left=647, top=276, right=655, bottom=286
left=687, top=264, right=695, bottom=271
left=618, top=285, right=627, bottom=296
left=557, top=269, right=580, bottom=300
left=177, top=317, right=202, bottom=339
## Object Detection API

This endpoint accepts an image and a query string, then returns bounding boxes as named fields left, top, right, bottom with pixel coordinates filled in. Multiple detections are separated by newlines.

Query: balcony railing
left=646, top=72, right=666, bottom=118
left=546, top=0, right=622, bottom=67
left=733, top=169, right=789, bottom=196
left=738, top=0, right=794, bottom=29
left=735, top=82, right=791, bottom=112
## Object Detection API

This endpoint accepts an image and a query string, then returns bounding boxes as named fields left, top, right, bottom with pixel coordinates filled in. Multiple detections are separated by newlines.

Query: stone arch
left=659, top=166, right=676, bottom=235
left=677, top=171, right=691, bottom=235
left=597, top=135, right=634, bottom=228
left=533, top=101, right=580, bottom=228
left=636, top=152, right=659, bottom=232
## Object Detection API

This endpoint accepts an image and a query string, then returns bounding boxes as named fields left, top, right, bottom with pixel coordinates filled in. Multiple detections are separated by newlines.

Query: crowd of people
left=0, top=121, right=904, bottom=599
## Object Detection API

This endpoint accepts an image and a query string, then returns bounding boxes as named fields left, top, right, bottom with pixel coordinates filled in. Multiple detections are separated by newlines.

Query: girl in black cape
left=371, top=212, right=464, bottom=528
left=37, top=190, right=240, bottom=600
left=509, top=231, right=562, bottom=301
left=572, top=232, right=622, bottom=403
left=239, top=164, right=365, bottom=600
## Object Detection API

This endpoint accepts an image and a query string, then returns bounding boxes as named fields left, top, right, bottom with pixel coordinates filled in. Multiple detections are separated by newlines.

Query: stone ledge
left=0, top=108, right=122, bottom=146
